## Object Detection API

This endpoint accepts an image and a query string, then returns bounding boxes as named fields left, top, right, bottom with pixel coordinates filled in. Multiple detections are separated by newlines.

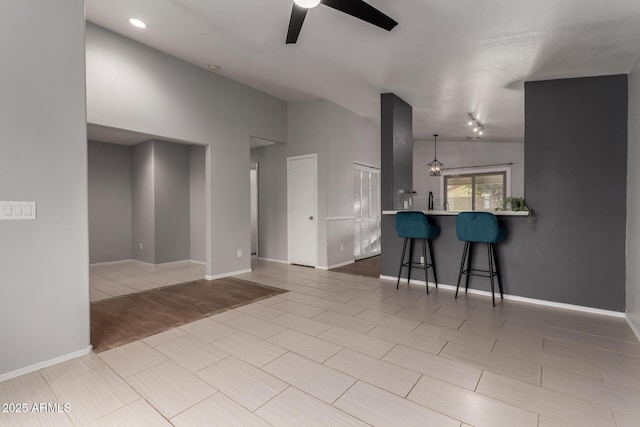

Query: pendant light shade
left=428, top=134, right=443, bottom=176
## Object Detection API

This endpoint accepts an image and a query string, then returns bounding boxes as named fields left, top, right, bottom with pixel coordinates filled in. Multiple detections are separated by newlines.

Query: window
left=443, top=168, right=509, bottom=211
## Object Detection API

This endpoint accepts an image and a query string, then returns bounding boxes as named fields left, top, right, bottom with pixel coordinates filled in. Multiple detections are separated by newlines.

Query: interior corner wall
left=86, top=23, right=286, bottom=277
left=0, top=0, right=89, bottom=377
left=326, top=103, right=380, bottom=268
left=251, top=100, right=379, bottom=268
left=131, top=141, right=156, bottom=264
left=627, top=61, right=640, bottom=332
left=413, top=140, right=525, bottom=209
left=88, top=141, right=133, bottom=263
left=525, top=75, right=627, bottom=311
left=190, top=145, right=207, bottom=263
left=153, top=140, right=191, bottom=263
left=250, top=100, right=329, bottom=265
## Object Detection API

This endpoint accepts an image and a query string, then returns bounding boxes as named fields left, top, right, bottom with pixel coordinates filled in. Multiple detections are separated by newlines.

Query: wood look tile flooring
left=91, top=277, right=285, bottom=352
left=3, top=258, right=639, bottom=426
left=331, top=255, right=381, bottom=278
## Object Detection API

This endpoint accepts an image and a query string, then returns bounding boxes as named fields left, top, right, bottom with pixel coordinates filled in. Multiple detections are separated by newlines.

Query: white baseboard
left=205, top=268, right=252, bottom=280
left=258, top=257, right=289, bottom=264
left=379, top=275, right=625, bottom=318
left=188, top=260, right=206, bottom=265
left=90, top=259, right=135, bottom=266
left=625, top=315, right=640, bottom=342
left=322, top=260, right=355, bottom=270
left=0, top=345, right=93, bottom=383
left=154, top=259, right=196, bottom=267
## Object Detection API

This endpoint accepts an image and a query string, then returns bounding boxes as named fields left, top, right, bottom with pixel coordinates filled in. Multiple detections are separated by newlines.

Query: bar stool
left=395, top=211, right=440, bottom=293
left=455, top=212, right=506, bottom=306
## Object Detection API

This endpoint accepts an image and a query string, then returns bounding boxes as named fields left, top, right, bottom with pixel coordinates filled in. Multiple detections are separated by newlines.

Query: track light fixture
left=467, top=113, right=485, bottom=137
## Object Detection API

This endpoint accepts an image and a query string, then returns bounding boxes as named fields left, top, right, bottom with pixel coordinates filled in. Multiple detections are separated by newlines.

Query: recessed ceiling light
left=209, top=64, right=221, bottom=72
left=129, top=18, right=147, bottom=29
left=294, top=0, right=321, bottom=8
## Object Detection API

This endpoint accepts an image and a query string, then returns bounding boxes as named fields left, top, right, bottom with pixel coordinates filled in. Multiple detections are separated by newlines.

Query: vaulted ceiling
left=86, top=0, right=640, bottom=142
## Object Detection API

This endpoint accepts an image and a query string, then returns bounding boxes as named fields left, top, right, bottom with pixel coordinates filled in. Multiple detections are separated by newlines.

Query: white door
left=288, top=154, right=317, bottom=266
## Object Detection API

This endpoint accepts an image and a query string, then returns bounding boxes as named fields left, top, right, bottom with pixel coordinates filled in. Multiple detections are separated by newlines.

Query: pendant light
left=428, top=134, right=443, bottom=176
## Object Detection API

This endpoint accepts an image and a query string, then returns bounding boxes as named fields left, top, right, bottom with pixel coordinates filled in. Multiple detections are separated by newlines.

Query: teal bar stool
left=455, top=212, right=506, bottom=306
left=395, top=211, right=440, bottom=293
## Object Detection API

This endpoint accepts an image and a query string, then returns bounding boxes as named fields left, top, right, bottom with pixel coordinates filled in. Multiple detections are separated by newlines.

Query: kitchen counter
left=381, top=211, right=535, bottom=301
left=382, top=210, right=530, bottom=216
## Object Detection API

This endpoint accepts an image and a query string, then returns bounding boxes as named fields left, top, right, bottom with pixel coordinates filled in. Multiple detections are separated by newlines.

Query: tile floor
left=2, top=259, right=640, bottom=426
left=90, top=260, right=206, bottom=302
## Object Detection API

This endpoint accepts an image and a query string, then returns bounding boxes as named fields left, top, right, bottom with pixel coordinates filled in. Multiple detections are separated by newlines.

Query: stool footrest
left=401, top=261, right=433, bottom=270
left=461, top=267, right=497, bottom=279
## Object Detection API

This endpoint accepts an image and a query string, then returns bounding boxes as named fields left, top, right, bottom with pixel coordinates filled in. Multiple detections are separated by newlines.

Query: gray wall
left=86, top=23, right=287, bottom=277
left=250, top=99, right=379, bottom=268
left=381, top=94, right=413, bottom=211
left=381, top=75, right=628, bottom=311
left=153, top=140, right=191, bottom=263
left=0, top=0, right=89, bottom=377
left=524, top=75, right=627, bottom=311
left=190, top=145, right=207, bottom=262
left=628, top=61, right=640, bottom=333
left=413, top=140, right=525, bottom=209
left=132, top=141, right=156, bottom=264
left=88, top=141, right=133, bottom=263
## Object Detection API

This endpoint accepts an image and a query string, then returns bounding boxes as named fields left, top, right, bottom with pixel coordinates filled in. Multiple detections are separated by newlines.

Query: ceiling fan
left=286, top=0, right=398, bottom=44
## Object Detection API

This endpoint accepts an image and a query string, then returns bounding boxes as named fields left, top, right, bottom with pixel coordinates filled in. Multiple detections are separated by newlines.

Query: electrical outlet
left=340, top=244, right=344, bottom=251
left=420, top=256, right=424, bottom=265
left=139, top=243, right=143, bottom=250
left=237, top=249, right=242, bottom=258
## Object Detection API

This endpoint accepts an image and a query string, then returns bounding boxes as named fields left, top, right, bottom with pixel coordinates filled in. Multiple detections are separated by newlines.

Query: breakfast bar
left=381, top=210, right=532, bottom=300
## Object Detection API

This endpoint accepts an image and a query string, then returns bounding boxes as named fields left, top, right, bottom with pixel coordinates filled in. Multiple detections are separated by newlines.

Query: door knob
left=309, top=216, right=314, bottom=220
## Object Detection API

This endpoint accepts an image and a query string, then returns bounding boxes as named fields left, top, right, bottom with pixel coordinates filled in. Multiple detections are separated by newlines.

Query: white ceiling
left=86, top=0, right=640, bottom=142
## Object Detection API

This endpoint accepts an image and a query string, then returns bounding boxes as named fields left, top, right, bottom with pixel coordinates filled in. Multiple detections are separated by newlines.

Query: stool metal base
left=396, top=238, right=438, bottom=294
left=455, top=242, right=504, bottom=306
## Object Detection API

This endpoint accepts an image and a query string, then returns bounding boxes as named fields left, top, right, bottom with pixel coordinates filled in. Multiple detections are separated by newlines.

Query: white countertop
left=382, top=210, right=530, bottom=217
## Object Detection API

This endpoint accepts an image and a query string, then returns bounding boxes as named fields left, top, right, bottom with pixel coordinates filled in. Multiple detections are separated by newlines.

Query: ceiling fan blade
left=286, top=4, right=308, bottom=44
left=320, top=0, right=397, bottom=31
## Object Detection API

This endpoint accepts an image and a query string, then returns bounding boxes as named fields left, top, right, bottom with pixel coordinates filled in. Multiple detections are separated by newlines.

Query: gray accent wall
left=88, top=141, right=133, bottom=263
left=153, top=140, right=191, bottom=263
left=190, top=145, right=207, bottom=262
left=0, top=0, right=89, bottom=377
left=132, top=141, right=156, bottom=264
left=628, top=61, right=640, bottom=333
left=381, top=76, right=628, bottom=311
left=524, top=75, right=627, bottom=311
left=381, top=93, right=413, bottom=210
left=87, top=23, right=286, bottom=277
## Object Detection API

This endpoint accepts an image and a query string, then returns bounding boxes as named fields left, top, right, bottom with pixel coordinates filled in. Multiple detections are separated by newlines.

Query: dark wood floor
left=91, top=277, right=286, bottom=352
left=330, top=255, right=380, bottom=278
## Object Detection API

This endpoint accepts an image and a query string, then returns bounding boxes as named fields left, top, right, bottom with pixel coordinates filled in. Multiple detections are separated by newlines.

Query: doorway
left=86, top=124, right=208, bottom=302
left=250, top=163, right=258, bottom=257
left=354, top=163, right=381, bottom=260
left=287, top=154, right=317, bottom=267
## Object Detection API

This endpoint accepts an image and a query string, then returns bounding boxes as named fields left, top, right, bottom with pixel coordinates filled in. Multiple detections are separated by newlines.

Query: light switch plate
left=0, top=201, right=36, bottom=220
